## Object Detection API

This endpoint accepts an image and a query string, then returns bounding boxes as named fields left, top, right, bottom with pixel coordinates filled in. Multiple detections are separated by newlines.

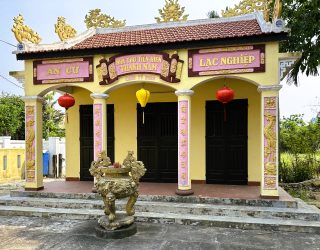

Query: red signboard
left=96, top=53, right=184, bottom=84
left=188, top=45, right=265, bottom=77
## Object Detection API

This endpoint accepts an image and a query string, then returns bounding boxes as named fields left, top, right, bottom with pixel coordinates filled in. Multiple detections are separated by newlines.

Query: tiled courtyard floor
left=33, top=180, right=294, bottom=201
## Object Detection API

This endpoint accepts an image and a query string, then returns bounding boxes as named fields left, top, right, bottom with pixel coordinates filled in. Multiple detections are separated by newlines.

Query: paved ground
left=0, top=216, right=319, bottom=250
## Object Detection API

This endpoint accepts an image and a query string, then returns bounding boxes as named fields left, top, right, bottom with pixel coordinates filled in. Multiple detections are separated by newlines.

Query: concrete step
left=0, top=205, right=319, bottom=234
left=10, top=190, right=298, bottom=208
left=0, top=195, right=318, bottom=222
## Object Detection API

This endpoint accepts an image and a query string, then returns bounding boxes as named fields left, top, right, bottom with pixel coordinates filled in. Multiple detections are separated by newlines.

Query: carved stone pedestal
left=95, top=215, right=137, bottom=239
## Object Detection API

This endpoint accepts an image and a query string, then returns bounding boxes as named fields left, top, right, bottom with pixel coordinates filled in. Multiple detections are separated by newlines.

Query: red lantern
left=216, top=86, right=234, bottom=121
left=216, top=86, right=234, bottom=104
left=58, top=93, right=75, bottom=123
left=58, top=93, right=75, bottom=110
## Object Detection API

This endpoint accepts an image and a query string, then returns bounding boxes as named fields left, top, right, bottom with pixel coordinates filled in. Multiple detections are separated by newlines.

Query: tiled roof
left=71, top=19, right=263, bottom=50
left=15, top=13, right=287, bottom=56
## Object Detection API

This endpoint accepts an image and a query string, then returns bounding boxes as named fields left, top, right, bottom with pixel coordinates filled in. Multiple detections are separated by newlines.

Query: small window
left=3, top=155, right=7, bottom=170
left=17, top=155, right=21, bottom=168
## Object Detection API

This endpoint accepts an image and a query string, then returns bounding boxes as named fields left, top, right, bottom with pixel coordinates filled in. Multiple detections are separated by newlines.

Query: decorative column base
left=175, top=189, right=194, bottom=196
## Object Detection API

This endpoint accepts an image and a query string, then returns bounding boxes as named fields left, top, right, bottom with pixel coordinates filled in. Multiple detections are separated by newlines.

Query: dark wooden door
left=80, top=104, right=115, bottom=181
left=137, top=102, right=178, bottom=182
left=206, top=99, right=248, bottom=184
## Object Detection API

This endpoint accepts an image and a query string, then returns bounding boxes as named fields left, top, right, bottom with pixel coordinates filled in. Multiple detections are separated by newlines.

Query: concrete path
left=0, top=216, right=319, bottom=250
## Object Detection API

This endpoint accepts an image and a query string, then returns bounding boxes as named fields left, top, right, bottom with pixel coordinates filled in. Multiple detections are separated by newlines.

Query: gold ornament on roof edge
left=55, top=17, right=77, bottom=41
left=155, top=0, right=188, bottom=23
left=84, top=9, right=126, bottom=29
left=12, top=14, right=41, bottom=44
left=272, top=0, right=282, bottom=21
left=221, top=0, right=271, bottom=22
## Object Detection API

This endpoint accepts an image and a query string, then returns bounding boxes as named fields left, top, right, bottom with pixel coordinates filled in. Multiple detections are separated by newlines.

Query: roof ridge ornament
left=155, top=0, right=188, bottom=23
left=55, top=16, right=77, bottom=41
left=12, top=14, right=42, bottom=44
left=222, top=0, right=271, bottom=22
left=84, top=9, right=125, bottom=28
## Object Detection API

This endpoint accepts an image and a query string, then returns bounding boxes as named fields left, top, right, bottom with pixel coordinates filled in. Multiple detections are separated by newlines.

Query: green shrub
left=279, top=154, right=316, bottom=183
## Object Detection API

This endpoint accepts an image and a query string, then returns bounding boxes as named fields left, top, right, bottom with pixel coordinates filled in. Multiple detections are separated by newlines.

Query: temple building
left=13, top=11, right=298, bottom=198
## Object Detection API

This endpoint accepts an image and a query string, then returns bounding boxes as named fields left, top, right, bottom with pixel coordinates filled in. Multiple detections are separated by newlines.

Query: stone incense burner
left=89, top=150, right=146, bottom=237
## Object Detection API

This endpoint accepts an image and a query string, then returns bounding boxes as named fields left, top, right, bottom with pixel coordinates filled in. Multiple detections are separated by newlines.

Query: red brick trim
left=248, top=181, right=260, bottom=186
left=191, top=180, right=206, bottom=184
left=25, top=186, right=44, bottom=191
left=66, top=177, right=80, bottom=181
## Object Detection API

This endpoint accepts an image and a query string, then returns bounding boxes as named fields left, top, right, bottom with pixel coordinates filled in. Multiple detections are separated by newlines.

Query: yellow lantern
left=136, top=88, right=150, bottom=124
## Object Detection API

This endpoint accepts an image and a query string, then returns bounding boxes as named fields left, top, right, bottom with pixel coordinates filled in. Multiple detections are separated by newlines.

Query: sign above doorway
left=33, top=57, right=93, bottom=84
left=188, top=45, right=265, bottom=77
left=96, top=52, right=184, bottom=85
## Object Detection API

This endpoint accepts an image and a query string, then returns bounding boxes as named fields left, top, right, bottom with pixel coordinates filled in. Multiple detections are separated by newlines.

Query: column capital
left=90, top=93, right=109, bottom=100
left=22, top=96, right=43, bottom=103
left=175, top=89, right=194, bottom=97
left=257, top=85, right=282, bottom=93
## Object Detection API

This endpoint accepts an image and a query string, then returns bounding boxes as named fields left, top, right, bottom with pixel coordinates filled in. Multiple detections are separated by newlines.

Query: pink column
left=22, top=96, right=44, bottom=191
left=90, top=93, right=109, bottom=193
left=90, top=93, right=109, bottom=160
left=93, top=103, right=103, bottom=160
left=175, top=90, right=194, bottom=196
left=258, top=85, right=282, bottom=198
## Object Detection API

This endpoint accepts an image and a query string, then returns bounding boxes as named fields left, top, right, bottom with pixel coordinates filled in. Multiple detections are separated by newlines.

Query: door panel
left=206, top=99, right=248, bottom=184
left=137, top=102, right=178, bottom=183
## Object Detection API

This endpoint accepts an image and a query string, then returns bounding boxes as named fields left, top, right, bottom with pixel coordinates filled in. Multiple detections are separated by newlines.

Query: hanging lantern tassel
left=136, top=88, right=150, bottom=124
left=65, top=108, right=69, bottom=123
left=142, top=107, right=145, bottom=124
left=58, top=93, right=75, bottom=124
left=216, top=86, right=234, bottom=122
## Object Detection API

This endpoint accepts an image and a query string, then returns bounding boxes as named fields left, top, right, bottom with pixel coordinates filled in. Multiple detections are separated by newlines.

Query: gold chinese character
left=180, top=129, right=186, bottom=136
left=95, top=130, right=101, bottom=137
left=180, top=138, right=187, bottom=147
left=94, top=108, right=101, bottom=115
left=95, top=140, right=101, bottom=147
left=181, top=172, right=186, bottom=180
left=181, top=116, right=186, bottom=124
left=95, top=119, right=101, bottom=126
left=181, top=105, right=187, bottom=113
left=180, top=151, right=186, bottom=158
left=181, top=161, right=186, bottom=168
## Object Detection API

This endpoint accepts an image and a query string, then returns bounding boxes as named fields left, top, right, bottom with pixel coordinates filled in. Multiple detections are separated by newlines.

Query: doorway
left=137, top=102, right=178, bottom=182
left=206, top=99, right=248, bottom=184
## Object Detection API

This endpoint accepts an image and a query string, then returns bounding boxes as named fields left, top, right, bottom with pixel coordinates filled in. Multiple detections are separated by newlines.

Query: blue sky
left=0, top=0, right=319, bottom=120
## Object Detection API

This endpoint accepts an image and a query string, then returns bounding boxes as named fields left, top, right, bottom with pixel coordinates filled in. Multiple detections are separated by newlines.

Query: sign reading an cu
left=33, top=57, right=93, bottom=84
left=188, top=45, right=265, bottom=77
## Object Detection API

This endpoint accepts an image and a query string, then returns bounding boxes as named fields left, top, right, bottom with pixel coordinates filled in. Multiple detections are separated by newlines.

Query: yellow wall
left=65, top=88, right=93, bottom=178
left=23, top=41, right=281, bottom=184
left=109, top=84, right=177, bottom=161
left=0, top=149, right=25, bottom=182
left=191, top=79, right=261, bottom=182
left=23, top=42, right=279, bottom=98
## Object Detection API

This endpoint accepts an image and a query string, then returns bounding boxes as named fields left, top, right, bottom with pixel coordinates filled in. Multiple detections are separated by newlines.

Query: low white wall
left=0, top=136, right=66, bottom=177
